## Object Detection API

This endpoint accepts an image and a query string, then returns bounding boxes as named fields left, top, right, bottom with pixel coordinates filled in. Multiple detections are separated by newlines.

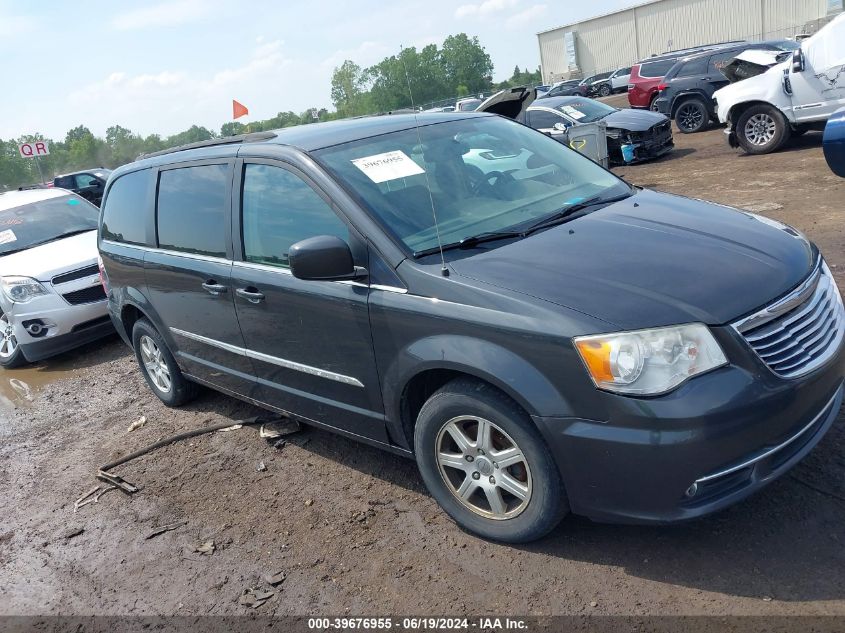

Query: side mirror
left=791, top=48, right=805, bottom=73
left=289, top=235, right=367, bottom=281
left=823, top=107, right=845, bottom=178
left=553, top=122, right=568, bottom=131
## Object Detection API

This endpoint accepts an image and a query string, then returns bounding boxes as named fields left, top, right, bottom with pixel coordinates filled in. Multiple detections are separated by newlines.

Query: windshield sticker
left=0, top=229, right=17, bottom=245
left=561, top=105, right=586, bottom=120
left=0, top=217, right=23, bottom=226
left=351, top=150, right=425, bottom=183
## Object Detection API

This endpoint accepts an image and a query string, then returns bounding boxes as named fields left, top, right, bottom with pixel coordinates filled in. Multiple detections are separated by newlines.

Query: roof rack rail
left=137, top=131, right=277, bottom=160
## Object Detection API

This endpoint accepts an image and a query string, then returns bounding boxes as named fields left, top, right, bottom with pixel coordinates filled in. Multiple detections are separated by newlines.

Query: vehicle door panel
left=231, top=160, right=387, bottom=442
left=143, top=160, right=258, bottom=396
left=791, top=35, right=845, bottom=122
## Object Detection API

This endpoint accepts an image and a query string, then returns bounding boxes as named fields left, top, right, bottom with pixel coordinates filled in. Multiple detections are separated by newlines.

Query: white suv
left=0, top=189, right=112, bottom=367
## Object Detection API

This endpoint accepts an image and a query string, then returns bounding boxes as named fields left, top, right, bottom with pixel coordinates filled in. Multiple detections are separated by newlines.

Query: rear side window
left=638, top=59, right=676, bottom=78
left=54, top=176, right=74, bottom=189
left=241, top=164, right=348, bottom=268
left=676, top=56, right=708, bottom=77
left=101, top=169, right=150, bottom=245
left=157, top=164, right=229, bottom=257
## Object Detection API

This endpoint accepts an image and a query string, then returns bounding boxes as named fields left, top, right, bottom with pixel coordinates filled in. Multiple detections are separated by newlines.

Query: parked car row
left=539, top=67, right=632, bottom=101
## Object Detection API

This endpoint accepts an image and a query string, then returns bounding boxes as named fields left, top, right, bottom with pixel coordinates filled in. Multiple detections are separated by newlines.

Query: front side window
left=0, top=193, right=98, bottom=255
left=101, top=169, right=150, bottom=245
left=75, top=174, right=98, bottom=188
left=241, top=164, right=349, bottom=268
left=315, top=116, right=628, bottom=255
left=157, top=164, right=229, bottom=257
left=528, top=110, right=566, bottom=130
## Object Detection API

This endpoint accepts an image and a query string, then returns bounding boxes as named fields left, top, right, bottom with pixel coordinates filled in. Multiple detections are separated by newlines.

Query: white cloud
left=506, top=3, right=547, bottom=28
left=455, top=0, right=518, bottom=19
left=65, top=39, right=310, bottom=137
left=111, top=0, right=211, bottom=31
left=320, top=41, right=391, bottom=70
left=0, top=11, right=35, bottom=39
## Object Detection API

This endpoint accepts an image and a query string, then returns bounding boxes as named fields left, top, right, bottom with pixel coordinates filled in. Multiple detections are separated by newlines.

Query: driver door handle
left=236, top=287, right=265, bottom=304
left=202, top=280, right=228, bottom=295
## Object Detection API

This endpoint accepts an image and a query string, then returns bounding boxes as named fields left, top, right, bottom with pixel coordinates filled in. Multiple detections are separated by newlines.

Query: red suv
left=628, top=44, right=741, bottom=109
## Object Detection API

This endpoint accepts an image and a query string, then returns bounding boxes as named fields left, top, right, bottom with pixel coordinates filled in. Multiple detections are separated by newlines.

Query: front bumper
left=653, top=96, right=670, bottom=115
left=533, top=330, right=845, bottom=524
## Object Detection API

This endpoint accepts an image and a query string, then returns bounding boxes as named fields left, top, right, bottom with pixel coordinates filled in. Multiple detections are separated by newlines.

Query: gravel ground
left=1, top=113, right=843, bottom=617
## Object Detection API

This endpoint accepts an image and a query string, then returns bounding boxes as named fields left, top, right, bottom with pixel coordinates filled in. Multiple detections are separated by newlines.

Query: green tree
left=331, top=60, right=372, bottom=117
left=440, top=34, right=493, bottom=94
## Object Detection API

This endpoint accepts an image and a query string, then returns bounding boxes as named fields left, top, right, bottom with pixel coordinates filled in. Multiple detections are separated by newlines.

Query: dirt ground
left=1, top=107, right=844, bottom=618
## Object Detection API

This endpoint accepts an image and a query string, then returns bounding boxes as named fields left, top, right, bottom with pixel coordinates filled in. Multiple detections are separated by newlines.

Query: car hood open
left=449, top=189, right=815, bottom=330
left=721, top=49, right=785, bottom=83
left=476, top=87, right=536, bottom=120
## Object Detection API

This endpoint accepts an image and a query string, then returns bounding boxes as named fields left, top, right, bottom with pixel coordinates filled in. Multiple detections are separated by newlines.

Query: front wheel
left=0, top=312, right=25, bottom=368
left=414, top=378, right=568, bottom=543
left=735, top=104, right=790, bottom=154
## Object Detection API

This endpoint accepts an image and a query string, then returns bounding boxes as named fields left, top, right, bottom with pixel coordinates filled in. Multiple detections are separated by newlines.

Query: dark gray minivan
left=99, top=113, right=844, bottom=542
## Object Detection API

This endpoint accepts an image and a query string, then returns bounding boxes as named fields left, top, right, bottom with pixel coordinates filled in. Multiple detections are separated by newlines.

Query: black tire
left=414, top=378, right=568, bottom=543
left=598, top=83, right=611, bottom=97
left=735, top=104, right=790, bottom=154
left=649, top=94, right=660, bottom=111
left=0, top=311, right=26, bottom=369
left=674, top=98, right=709, bottom=133
left=132, top=318, right=198, bottom=407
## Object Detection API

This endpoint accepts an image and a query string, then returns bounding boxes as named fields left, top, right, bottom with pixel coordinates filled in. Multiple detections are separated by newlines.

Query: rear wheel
left=0, top=312, right=25, bottom=368
left=674, top=98, right=708, bottom=133
left=649, top=94, right=660, bottom=111
left=132, top=318, right=197, bottom=407
left=598, top=83, right=611, bottom=97
left=414, top=378, right=568, bottom=543
left=735, top=104, right=790, bottom=154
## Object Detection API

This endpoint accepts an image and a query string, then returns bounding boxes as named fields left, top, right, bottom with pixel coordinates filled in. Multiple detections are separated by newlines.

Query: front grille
left=52, top=264, right=99, bottom=285
left=62, top=285, right=106, bottom=305
left=735, top=261, right=844, bottom=378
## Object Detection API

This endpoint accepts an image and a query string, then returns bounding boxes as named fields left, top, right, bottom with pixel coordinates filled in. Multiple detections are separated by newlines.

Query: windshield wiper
left=414, top=230, right=524, bottom=258
left=524, top=192, right=633, bottom=235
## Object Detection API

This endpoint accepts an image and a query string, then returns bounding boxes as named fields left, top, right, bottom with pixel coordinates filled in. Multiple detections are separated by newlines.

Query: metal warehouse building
left=538, top=0, right=843, bottom=83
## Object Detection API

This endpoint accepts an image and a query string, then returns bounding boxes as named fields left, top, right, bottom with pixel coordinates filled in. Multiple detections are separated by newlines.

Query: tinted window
left=638, top=59, right=676, bottom=78
left=54, top=176, right=74, bottom=189
left=157, top=164, right=229, bottom=257
left=241, top=164, right=348, bottom=268
left=676, top=56, right=709, bottom=77
left=529, top=110, right=566, bottom=129
left=101, top=169, right=149, bottom=245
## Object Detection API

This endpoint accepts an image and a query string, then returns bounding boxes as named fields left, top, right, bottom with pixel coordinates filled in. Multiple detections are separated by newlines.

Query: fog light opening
left=685, top=483, right=699, bottom=498
left=22, top=319, right=53, bottom=338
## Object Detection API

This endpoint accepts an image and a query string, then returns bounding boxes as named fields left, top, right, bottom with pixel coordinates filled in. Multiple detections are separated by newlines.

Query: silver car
left=0, top=189, right=112, bottom=367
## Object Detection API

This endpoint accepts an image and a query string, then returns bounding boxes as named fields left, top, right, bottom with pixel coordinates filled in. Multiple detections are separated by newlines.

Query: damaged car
left=714, top=12, right=845, bottom=154
left=480, top=88, right=673, bottom=164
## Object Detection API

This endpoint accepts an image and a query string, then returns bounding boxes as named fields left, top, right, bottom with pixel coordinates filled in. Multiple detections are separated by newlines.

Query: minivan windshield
left=315, top=116, right=630, bottom=255
left=0, top=194, right=98, bottom=255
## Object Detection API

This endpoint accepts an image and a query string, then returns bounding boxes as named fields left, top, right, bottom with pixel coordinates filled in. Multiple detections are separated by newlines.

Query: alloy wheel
left=139, top=334, right=172, bottom=393
left=744, top=113, right=777, bottom=146
left=677, top=103, right=704, bottom=131
left=0, top=314, right=18, bottom=359
left=435, top=415, right=532, bottom=520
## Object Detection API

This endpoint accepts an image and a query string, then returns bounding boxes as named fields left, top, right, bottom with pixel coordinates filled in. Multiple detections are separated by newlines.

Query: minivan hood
left=449, top=189, right=815, bottom=330
left=602, top=108, right=668, bottom=131
left=0, top=230, right=98, bottom=281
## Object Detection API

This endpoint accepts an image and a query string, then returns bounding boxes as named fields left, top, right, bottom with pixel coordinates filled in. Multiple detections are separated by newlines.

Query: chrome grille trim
left=734, top=259, right=844, bottom=379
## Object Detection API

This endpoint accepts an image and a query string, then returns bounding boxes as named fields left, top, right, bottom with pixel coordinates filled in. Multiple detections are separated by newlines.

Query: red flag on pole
left=233, top=99, right=249, bottom=119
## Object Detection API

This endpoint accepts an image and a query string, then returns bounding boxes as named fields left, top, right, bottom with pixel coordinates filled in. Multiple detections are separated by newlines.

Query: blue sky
left=0, top=0, right=629, bottom=140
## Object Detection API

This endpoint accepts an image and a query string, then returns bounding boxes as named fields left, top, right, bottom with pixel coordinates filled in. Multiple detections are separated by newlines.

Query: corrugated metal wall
left=538, top=0, right=830, bottom=82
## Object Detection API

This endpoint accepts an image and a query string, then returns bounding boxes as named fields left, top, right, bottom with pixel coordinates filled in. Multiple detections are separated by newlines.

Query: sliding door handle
left=236, top=287, right=265, bottom=304
left=202, top=280, right=228, bottom=295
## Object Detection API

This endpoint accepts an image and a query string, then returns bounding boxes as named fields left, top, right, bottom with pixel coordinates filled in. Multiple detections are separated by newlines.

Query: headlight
left=574, top=323, right=727, bottom=395
left=1, top=276, right=49, bottom=303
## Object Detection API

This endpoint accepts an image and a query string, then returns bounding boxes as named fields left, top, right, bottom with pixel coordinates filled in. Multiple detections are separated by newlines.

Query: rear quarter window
left=101, top=169, right=151, bottom=245
left=638, top=59, right=676, bottom=78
